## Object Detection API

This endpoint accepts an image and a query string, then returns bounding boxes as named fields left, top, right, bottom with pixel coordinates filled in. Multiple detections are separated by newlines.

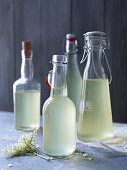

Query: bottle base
left=77, top=134, right=114, bottom=143
left=44, top=148, right=76, bottom=157
left=15, top=126, right=40, bottom=132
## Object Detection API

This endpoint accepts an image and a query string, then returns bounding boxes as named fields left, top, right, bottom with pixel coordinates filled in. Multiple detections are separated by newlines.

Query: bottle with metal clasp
left=77, top=31, right=114, bottom=142
left=43, top=55, right=76, bottom=156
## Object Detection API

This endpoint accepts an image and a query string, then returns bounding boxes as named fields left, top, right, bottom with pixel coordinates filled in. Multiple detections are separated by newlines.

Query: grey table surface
left=0, top=111, right=127, bottom=170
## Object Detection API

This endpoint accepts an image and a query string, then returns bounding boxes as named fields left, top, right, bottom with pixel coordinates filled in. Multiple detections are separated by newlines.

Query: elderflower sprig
left=2, top=131, right=50, bottom=160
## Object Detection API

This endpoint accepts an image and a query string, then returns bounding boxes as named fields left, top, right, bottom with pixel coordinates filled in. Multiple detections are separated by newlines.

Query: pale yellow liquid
left=14, top=91, right=40, bottom=131
left=43, top=92, right=76, bottom=156
left=67, top=67, right=82, bottom=122
left=77, top=79, right=113, bottom=142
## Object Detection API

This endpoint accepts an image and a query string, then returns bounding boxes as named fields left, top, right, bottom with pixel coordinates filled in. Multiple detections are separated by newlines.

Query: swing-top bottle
left=65, top=34, right=82, bottom=121
left=77, top=31, right=114, bottom=142
left=43, top=55, right=76, bottom=156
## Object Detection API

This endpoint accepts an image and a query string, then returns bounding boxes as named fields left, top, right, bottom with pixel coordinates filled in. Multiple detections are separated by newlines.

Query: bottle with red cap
left=13, top=41, right=41, bottom=131
left=65, top=34, right=82, bottom=122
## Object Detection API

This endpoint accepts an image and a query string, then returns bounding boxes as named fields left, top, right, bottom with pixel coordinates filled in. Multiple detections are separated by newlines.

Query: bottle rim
left=66, top=33, right=76, bottom=39
left=83, top=31, right=106, bottom=40
left=52, top=55, right=68, bottom=64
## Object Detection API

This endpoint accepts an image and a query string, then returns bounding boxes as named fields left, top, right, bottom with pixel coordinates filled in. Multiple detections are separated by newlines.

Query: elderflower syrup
left=43, top=55, right=76, bottom=156
left=14, top=91, right=40, bottom=131
left=78, top=79, right=113, bottom=141
left=13, top=41, right=41, bottom=131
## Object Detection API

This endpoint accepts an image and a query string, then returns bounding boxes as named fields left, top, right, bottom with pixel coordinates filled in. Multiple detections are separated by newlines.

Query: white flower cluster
left=2, top=131, right=38, bottom=157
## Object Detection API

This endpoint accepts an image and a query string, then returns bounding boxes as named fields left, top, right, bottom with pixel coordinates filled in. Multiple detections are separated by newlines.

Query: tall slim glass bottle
left=43, top=55, right=76, bottom=156
left=13, top=41, right=41, bottom=131
left=65, top=34, right=82, bottom=122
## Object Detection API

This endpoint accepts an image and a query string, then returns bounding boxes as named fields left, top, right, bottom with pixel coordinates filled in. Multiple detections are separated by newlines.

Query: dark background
left=0, top=0, right=127, bottom=122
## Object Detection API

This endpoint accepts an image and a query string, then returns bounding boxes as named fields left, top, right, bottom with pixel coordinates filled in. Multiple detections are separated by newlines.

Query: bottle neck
left=21, top=51, right=34, bottom=79
left=50, top=63, right=67, bottom=97
left=67, top=53, right=78, bottom=65
left=65, top=39, right=78, bottom=66
left=50, top=87, right=67, bottom=97
left=65, top=39, right=78, bottom=53
left=88, top=48, right=103, bottom=61
left=85, top=48, right=106, bottom=79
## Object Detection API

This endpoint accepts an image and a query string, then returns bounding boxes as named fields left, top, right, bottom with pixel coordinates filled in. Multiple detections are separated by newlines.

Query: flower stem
left=33, top=152, right=50, bottom=160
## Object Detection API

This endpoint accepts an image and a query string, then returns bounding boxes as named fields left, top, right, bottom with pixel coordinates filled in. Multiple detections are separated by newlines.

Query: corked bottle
left=13, top=41, right=41, bottom=131
left=22, top=41, right=31, bottom=58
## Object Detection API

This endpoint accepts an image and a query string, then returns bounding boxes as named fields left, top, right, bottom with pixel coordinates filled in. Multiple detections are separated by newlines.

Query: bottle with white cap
left=65, top=34, right=82, bottom=121
left=43, top=55, right=76, bottom=156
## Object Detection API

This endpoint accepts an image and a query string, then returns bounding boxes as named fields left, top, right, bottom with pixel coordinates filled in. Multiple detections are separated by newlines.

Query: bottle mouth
left=83, top=31, right=110, bottom=49
left=52, top=55, right=68, bottom=64
left=66, top=33, right=76, bottom=38
left=84, top=31, right=106, bottom=40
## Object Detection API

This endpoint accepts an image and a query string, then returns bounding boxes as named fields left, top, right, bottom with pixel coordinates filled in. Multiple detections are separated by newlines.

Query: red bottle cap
left=66, top=37, right=75, bottom=42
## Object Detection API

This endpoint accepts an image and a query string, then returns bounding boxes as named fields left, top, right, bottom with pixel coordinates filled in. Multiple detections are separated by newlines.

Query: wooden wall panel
left=14, top=0, right=42, bottom=107
left=41, top=0, right=71, bottom=103
left=14, top=0, right=41, bottom=80
left=71, top=0, right=105, bottom=74
left=0, top=0, right=127, bottom=122
left=105, top=0, right=127, bottom=122
left=0, top=0, right=14, bottom=111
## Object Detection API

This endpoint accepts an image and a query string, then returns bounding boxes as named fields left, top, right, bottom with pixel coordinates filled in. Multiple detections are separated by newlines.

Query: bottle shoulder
left=43, top=96, right=76, bottom=111
left=67, top=68, right=82, bottom=84
left=13, top=78, right=40, bottom=91
left=67, top=63, right=82, bottom=79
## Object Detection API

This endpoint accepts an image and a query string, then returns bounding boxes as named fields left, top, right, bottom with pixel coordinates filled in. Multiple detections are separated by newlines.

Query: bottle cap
left=65, top=34, right=78, bottom=53
left=22, top=41, right=31, bottom=58
left=66, top=34, right=76, bottom=42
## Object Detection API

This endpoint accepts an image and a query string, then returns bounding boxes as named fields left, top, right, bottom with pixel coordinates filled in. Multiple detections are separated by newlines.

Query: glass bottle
left=13, top=41, right=41, bottom=131
left=65, top=34, right=82, bottom=122
left=43, top=55, right=76, bottom=156
left=77, top=31, right=114, bottom=142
